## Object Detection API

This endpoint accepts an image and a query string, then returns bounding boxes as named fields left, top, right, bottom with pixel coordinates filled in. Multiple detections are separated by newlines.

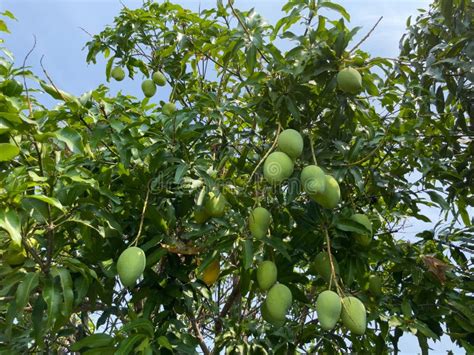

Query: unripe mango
left=162, top=102, right=176, bottom=116
left=204, top=191, right=227, bottom=218
left=350, top=213, right=372, bottom=246
left=315, top=290, right=342, bottom=330
left=265, top=283, right=292, bottom=321
left=200, top=259, right=220, bottom=286
left=337, top=67, right=362, bottom=94
left=4, top=243, right=27, bottom=266
left=368, top=275, right=382, bottom=295
left=117, top=247, right=146, bottom=287
left=311, top=251, right=339, bottom=282
left=141, top=79, right=156, bottom=97
left=152, top=71, right=166, bottom=86
left=261, top=300, right=285, bottom=327
left=249, top=207, right=271, bottom=239
left=111, top=66, right=125, bottom=81
left=263, top=152, right=294, bottom=184
left=257, top=260, right=277, bottom=291
left=194, top=206, right=210, bottom=224
left=301, top=165, right=326, bottom=195
left=341, top=296, right=367, bottom=335
left=278, top=129, right=303, bottom=159
left=311, top=175, right=341, bottom=209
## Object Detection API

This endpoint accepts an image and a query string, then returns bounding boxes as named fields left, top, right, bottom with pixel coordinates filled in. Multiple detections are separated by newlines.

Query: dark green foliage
left=0, top=1, right=472, bottom=353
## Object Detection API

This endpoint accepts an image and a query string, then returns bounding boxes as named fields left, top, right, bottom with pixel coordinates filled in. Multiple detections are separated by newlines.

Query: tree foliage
left=0, top=0, right=472, bottom=353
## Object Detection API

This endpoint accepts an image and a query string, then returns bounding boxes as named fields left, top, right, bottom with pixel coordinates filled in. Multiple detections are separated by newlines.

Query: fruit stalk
left=132, top=179, right=152, bottom=246
left=323, top=225, right=344, bottom=296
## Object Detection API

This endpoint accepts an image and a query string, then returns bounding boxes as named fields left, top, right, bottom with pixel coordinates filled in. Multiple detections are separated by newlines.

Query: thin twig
left=132, top=179, right=152, bottom=246
left=188, top=312, right=211, bottom=355
left=350, top=16, right=383, bottom=53
left=247, top=124, right=282, bottom=184
left=21, top=35, right=37, bottom=117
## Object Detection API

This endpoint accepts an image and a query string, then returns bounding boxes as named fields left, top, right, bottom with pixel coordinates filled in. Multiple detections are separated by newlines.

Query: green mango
left=162, top=102, right=176, bottom=116
left=256, top=260, right=277, bottom=291
left=249, top=207, right=271, bottom=239
left=111, top=66, right=125, bottom=81
left=141, top=79, right=156, bottom=97
left=261, top=300, right=285, bottom=327
left=117, top=247, right=146, bottom=287
left=315, top=290, right=342, bottom=330
left=337, top=67, right=362, bottom=94
left=368, top=275, right=382, bottom=295
left=152, top=71, right=166, bottom=86
left=311, top=251, right=339, bottom=282
left=301, top=165, right=326, bottom=195
left=4, top=243, right=27, bottom=266
left=341, top=296, right=367, bottom=335
left=311, top=175, right=341, bottom=209
left=277, top=129, right=303, bottom=159
left=265, top=283, right=292, bottom=321
left=263, top=152, right=294, bottom=184
left=194, top=205, right=210, bottom=224
left=204, top=191, right=227, bottom=218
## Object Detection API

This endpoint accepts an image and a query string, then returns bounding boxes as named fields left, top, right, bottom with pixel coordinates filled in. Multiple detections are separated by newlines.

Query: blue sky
left=0, top=0, right=463, bottom=353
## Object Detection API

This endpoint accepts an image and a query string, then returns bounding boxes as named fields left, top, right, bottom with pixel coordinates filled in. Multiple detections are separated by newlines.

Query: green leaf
left=116, top=334, right=146, bottom=355
left=55, top=127, right=85, bottom=154
left=42, top=278, right=62, bottom=329
left=15, top=272, right=40, bottom=318
left=0, top=143, right=20, bottom=161
left=0, top=209, right=22, bottom=246
left=158, top=336, right=173, bottom=350
left=319, top=2, right=350, bottom=21
left=70, top=334, right=115, bottom=351
left=119, top=318, right=154, bottom=337
left=174, top=163, right=188, bottom=184
left=51, top=267, right=74, bottom=317
left=335, top=218, right=371, bottom=235
left=24, top=195, right=65, bottom=212
left=242, top=238, right=253, bottom=270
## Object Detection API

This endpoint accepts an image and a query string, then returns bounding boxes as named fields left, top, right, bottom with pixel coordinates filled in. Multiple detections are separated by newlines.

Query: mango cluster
left=315, top=290, right=367, bottom=335
left=110, top=66, right=175, bottom=114
left=256, top=260, right=293, bottom=327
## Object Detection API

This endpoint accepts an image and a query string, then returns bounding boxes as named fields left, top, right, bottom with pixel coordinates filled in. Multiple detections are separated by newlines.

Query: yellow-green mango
left=141, top=79, right=156, bottom=97
left=263, top=152, right=294, bottom=184
left=315, top=290, right=342, bottom=330
left=301, top=165, right=326, bottom=195
left=152, top=71, right=166, bottom=86
left=162, top=102, right=176, bottom=116
left=311, top=175, right=341, bottom=209
left=311, top=251, right=339, bottom=282
left=204, top=191, right=227, bottom=218
left=4, top=243, right=27, bottom=266
left=337, top=67, right=362, bottom=94
left=265, top=283, right=292, bottom=320
left=261, top=300, right=285, bottom=327
left=341, top=296, right=367, bottom=335
left=117, top=247, right=146, bottom=287
left=249, top=207, right=271, bottom=239
left=278, top=129, right=304, bottom=159
left=111, top=66, right=125, bottom=81
left=256, top=260, right=277, bottom=291
left=194, top=206, right=210, bottom=224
